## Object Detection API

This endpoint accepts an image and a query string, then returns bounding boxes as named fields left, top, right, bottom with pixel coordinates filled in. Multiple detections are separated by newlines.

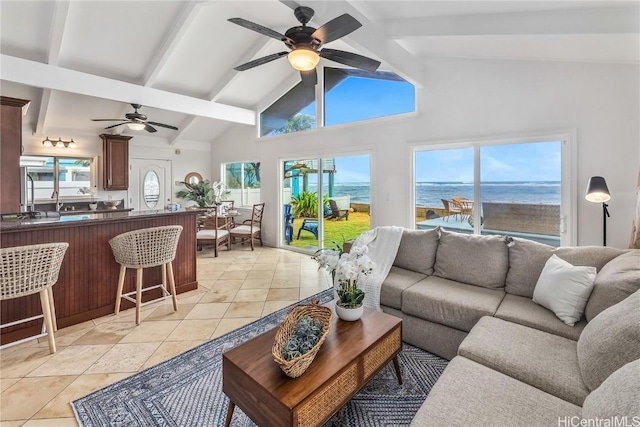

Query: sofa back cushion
left=585, top=250, right=640, bottom=322
left=434, top=229, right=509, bottom=289
left=577, top=290, right=640, bottom=391
left=393, top=229, right=439, bottom=275
left=505, top=240, right=624, bottom=298
left=582, top=359, right=640, bottom=419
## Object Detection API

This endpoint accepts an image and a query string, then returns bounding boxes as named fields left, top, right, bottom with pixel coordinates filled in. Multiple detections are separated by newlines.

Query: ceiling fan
left=228, top=6, right=381, bottom=87
left=91, top=104, right=178, bottom=133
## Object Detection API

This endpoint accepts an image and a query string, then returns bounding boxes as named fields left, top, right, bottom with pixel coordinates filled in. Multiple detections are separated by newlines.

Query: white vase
left=88, top=203, right=98, bottom=211
left=335, top=304, right=364, bottom=321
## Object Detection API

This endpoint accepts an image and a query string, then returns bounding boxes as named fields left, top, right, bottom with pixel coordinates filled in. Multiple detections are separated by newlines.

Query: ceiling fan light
left=288, top=48, right=319, bottom=71
left=128, top=122, right=145, bottom=131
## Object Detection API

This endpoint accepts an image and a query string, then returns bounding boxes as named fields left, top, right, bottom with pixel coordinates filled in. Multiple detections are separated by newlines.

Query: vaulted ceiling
left=1, top=0, right=638, bottom=146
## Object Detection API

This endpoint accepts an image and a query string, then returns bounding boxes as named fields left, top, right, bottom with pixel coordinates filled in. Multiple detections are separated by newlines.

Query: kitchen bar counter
left=1, top=209, right=199, bottom=345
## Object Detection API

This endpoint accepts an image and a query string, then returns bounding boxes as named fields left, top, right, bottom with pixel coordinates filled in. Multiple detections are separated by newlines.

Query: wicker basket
left=272, top=300, right=333, bottom=378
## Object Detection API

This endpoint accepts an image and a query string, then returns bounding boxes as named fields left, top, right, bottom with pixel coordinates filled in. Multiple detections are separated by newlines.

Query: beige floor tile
left=199, top=289, right=237, bottom=303
left=275, top=263, right=300, bottom=272
left=300, top=286, right=330, bottom=300
left=0, top=347, right=54, bottom=379
left=0, top=376, right=76, bottom=421
left=262, top=301, right=298, bottom=316
left=226, top=263, right=253, bottom=271
left=224, top=302, right=265, bottom=318
left=219, top=270, right=249, bottom=280
left=246, top=270, right=274, bottom=279
left=85, top=342, right=161, bottom=374
left=145, top=303, right=195, bottom=321
left=234, top=289, right=269, bottom=302
left=0, top=378, right=20, bottom=393
left=176, top=290, right=206, bottom=305
left=27, top=345, right=112, bottom=377
left=141, top=341, right=206, bottom=370
left=93, top=305, right=156, bottom=325
left=33, top=373, right=129, bottom=419
left=250, top=263, right=277, bottom=271
left=211, top=318, right=258, bottom=339
left=198, top=263, right=231, bottom=272
left=271, top=275, right=301, bottom=287
left=165, top=319, right=220, bottom=341
left=300, top=275, right=327, bottom=287
left=184, top=303, right=230, bottom=319
left=267, top=288, right=299, bottom=301
left=0, top=421, right=25, bottom=427
left=211, top=280, right=244, bottom=291
left=240, top=278, right=273, bottom=289
left=118, top=321, right=180, bottom=344
left=255, top=256, right=279, bottom=264
left=71, top=322, right=135, bottom=346
left=23, top=418, right=78, bottom=426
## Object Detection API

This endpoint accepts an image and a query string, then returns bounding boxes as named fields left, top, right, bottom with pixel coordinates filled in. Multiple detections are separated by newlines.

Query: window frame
left=222, top=161, right=262, bottom=207
left=411, top=130, right=577, bottom=246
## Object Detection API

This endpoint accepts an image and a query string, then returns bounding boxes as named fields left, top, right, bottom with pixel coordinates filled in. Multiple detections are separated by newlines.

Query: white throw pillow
left=532, top=254, right=597, bottom=326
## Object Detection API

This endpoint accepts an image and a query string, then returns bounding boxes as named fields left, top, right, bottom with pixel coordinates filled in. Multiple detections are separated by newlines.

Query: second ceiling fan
left=229, top=6, right=381, bottom=87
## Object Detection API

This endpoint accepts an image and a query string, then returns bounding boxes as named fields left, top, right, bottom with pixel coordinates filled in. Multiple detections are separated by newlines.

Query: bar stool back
left=109, top=225, right=183, bottom=325
left=0, top=242, right=69, bottom=353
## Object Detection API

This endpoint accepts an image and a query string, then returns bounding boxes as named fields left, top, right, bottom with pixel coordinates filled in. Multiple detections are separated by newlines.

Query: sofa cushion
left=458, top=317, right=589, bottom=406
left=495, top=294, right=586, bottom=340
left=380, top=266, right=427, bottom=310
left=577, top=290, right=640, bottom=391
left=392, top=229, right=439, bottom=275
left=410, top=356, right=581, bottom=427
left=585, top=250, right=640, bottom=321
left=403, top=276, right=505, bottom=332
left=582, top=359, right=640, bottom=419
left=434, top=229, right=509, bottom=289
left=532, top=254, right=596, bottom=326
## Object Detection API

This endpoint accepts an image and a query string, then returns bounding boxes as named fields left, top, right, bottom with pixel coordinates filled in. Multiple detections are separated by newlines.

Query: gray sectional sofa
left=378, top=228, right=640, bottom=426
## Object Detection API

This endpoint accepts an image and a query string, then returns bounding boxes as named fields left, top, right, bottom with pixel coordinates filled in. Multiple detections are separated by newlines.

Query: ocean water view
left=326, top=181, right=561, bottom=207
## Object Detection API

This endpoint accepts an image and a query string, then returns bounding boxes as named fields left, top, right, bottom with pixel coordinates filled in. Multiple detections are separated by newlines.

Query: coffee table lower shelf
left=223, top=302, right=403, bottom=427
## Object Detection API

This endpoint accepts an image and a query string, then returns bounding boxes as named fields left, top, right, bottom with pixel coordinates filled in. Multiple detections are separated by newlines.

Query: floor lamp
left=585, top=176, right=611, bottom=246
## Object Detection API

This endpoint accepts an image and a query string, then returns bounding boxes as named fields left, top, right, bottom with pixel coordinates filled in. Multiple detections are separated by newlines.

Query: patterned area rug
left=72, top=290, right=448, bottom=426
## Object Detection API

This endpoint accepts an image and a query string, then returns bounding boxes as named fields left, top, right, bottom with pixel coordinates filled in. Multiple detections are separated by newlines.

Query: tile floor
left=0, top=245, right=327, bottom=426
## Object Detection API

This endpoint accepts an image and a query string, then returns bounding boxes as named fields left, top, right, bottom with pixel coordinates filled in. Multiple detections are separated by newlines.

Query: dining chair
left=441, top=199, right=461, bottom=221
left=197, top=206, right=232, bottom=257
left=230, top=203, right=265, bottom=250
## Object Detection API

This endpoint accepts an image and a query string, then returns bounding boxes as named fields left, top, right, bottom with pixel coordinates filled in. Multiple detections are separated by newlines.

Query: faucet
left=52, top=189, right=62, bottom=211
left=27, top=174, right=35, bottom=212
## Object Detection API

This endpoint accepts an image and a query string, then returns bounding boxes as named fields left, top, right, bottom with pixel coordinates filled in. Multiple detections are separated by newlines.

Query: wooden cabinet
left=1, top=97, right=29, bottom=213
left=101, top=134, right=131, bottom=190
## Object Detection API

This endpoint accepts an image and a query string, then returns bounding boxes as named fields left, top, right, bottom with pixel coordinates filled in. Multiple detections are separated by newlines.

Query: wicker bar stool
left=109, top=225, right=183, bottom=325
left=0, top=242, right=69, bottom=354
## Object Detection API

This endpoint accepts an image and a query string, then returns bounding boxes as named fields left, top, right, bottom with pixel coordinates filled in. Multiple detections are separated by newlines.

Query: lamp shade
left=128, top=122, right=145, bottom=131
left=287, top=48, right=319, bottom=71
left=585, top=176, right=611, bottom=203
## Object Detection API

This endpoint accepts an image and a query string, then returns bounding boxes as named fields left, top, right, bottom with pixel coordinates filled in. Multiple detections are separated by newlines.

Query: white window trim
left=410, top=129, right=577, bottom=246
left=221, top=161, right=261, bottom=208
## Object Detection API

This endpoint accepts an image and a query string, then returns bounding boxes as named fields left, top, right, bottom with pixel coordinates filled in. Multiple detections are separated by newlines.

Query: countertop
left=0, top=209, right=199, bottom=231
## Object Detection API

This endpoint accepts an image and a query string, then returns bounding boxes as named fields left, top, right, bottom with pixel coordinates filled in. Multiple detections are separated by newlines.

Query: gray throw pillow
left=393, top=229, right=439, bottom=275
left=434, top=229, right=509, bottom=289
left=505, top=238, right=555, bottom=298
left=577, top=290, right=640, bottom=391
left=582, top=359, right=640, bottom=420
left=585, top=251, right=640, bottom=321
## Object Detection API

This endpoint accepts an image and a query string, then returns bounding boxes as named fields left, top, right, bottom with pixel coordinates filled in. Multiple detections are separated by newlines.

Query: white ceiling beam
left=143, top=1, right=205, bottom=87
left=384, top=7, right=640, bottom=38
left=35, top=1, right=70, bottom=135
left=279, top=0, right=426, bottom=88
left=1, top=55, right=256, bottom=125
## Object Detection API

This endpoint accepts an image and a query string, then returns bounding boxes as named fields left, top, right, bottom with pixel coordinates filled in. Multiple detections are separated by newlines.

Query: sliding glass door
left=281, top=155, right=371, bottom=253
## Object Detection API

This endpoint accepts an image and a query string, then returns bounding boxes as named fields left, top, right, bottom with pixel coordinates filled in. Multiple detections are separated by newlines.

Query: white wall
left=211, top=58, right=640, bottom=249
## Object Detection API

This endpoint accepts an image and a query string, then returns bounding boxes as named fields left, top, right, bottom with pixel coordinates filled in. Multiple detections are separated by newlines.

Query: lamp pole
left=602, top=202, right=610, bottom=246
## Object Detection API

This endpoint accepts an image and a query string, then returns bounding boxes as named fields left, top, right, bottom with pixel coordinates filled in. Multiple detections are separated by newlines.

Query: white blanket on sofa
left=353, top=226, right=404, bottom=311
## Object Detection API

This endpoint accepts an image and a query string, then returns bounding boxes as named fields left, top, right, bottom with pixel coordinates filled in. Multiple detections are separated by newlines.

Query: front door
left=129, top=158, right=172, bottom=211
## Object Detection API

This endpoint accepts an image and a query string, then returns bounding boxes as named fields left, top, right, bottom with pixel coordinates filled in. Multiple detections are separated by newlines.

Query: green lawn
left=287, top=212, right=370, bottom=250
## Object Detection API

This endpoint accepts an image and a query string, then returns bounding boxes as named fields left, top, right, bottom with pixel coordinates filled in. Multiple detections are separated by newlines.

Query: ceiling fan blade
left=319, top=48, right=381, bottom=72
left=234, top=52, right=288, bottom=71
left=300, top=68, right=317, bottom=87
left=228, top=18, right=293, bottom=44
left=147, top=121, right=179, bottom=131
left=311, top=14, right=361, bottom=45
left=144, top=124, right=158, bottom=133
left=91, top=119, right=127, bottom=122
left=103, top=122, right=128, bottom=129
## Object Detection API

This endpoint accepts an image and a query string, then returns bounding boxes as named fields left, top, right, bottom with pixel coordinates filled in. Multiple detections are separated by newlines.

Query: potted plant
left=176, top=180, right=229, bottom=208
left=313, top=244, right=375, bottom=321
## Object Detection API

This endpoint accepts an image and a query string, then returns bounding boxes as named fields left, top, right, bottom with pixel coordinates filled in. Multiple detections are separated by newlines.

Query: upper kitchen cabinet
left=1, top=97, right=30, bottom=213
left=101, top=134, right=131, bottom=191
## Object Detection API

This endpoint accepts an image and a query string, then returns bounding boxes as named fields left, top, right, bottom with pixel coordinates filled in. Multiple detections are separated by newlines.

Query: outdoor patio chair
left=197, top=206, right=231, bottom=257
left=452, top=197, right=474, bottom=221
left=297, top=218, right=318, bottom=239
left=326, top=199, right=349, bottom=221
left=230, top=202, right=265, bottom=250
left=441, top=199, right=461, bottom=221
left=284, top=204, right=295, bottom=244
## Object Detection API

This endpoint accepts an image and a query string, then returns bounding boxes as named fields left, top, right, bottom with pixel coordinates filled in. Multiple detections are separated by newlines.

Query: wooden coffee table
left=222, top=301, right=403, bottom=427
